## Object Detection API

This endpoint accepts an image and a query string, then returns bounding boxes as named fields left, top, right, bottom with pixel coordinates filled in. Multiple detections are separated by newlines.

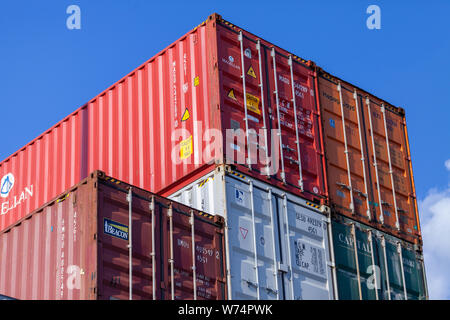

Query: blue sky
left=1, top=0, right=449, bottom=299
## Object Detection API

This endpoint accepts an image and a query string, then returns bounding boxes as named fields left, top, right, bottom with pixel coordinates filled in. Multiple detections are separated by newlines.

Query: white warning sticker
left=244, top=48, right=252, bottom=59
left=294, top=239, right=326, bottom=278
left=240, top=227, right=249, bottom=240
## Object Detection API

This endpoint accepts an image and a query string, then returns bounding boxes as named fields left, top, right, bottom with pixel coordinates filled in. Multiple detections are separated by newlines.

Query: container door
left=363, top=98, right=419, bottom=239
left=225, top=174, right=333, bottom=300
left=401, top=247, right=427, bottom=300
left=165, top=201, right=226, bottom=300
left=318, top=77, right=373, bottom=221
left=97, top=183, right=156, bottom=300
left=217, top=27, right=271, bottom=175
left=168, top=170, right=333, bottom=300
left=383, top=241, right=406, bottom=300
left=216, top=24, right=326, bottom=203
left=267, top=48, right=324, bottom=197
left=376, top=237, right=425, bottom=300
left=331, top=220, right=380, bottom=300
left=277, top=195, right=334, bottom=300
left=97, top=178, right=226, bottom=301
left=225, top=177, right=280, bottom=300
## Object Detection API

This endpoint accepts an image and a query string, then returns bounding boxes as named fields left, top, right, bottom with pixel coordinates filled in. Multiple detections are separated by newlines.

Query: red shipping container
left=0, top=171, right=227, bottom=300
left=0, top=13, right=327, bottom=233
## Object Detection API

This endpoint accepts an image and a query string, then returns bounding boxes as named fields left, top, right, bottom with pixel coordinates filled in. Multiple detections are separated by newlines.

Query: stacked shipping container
left=316, top=70, right=421, bottom=244
left=167, top=166, right=428, bottom=300
left=0, top=13, right=327, bottom=235
left=169, top=166, right=335, bottom=300
left=0, top=13, right=427, bottom=300
left=0, top=171, right=227, bottom=300
left=331, top=215, right=427, bottom=300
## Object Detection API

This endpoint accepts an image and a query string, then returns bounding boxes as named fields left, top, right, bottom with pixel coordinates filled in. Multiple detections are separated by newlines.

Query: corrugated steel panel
left=0, top=176, right=97, bottom=300
left=168, top=165, right=335, bottom=300
left=317, top=70, right=421, bottom=244
left=0, top=18, right=217, bottom=234
left=0, top=110, right=85, bottom=235
left=0, top=171, right=227, bottom=300
left=0, top=13, right=326, bottom=233
left=331, top=215, right=427, bottom=300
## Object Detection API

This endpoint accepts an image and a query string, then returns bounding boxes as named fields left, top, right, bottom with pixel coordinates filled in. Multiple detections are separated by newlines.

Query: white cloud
left=445, top=159, right=450, bottom=171
left=419, top=184, right=450, bottom=299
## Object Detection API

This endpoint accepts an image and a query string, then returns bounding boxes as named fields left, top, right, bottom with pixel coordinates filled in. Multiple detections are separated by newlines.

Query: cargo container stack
left=160, top=14, right=338, bottom=299
left=0, top=13, right=428, bottom=300
left=315, top=69, right=428, bottom=300
left=169, top=166, right=336, bottom=300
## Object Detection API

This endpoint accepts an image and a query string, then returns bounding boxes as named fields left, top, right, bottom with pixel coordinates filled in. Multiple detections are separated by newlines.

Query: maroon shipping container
left=0, top=171, right=227, bottom=300
left=0, top=13, right=326, bottom=233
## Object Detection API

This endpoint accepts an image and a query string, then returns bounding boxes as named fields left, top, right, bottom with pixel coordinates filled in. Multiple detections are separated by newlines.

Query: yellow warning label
left=180, top=135, right=193, bottom=160
left=247, top=66, right=257, bottom=79
left=194, top=76, right=200, bottom=87
left=227, top=89, right=237, bottom=100
left=246, top=93, right=261, bottom=114
left=181, top=108, right=190, bottom=122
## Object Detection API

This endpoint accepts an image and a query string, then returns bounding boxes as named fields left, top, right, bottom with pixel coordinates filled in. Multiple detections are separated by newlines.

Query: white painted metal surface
left=169, top=167, right=335, bottom=300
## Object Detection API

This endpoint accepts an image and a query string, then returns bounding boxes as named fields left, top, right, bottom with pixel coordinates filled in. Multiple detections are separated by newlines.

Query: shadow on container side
left=330, top=214, right=428, bottom=300
left=0, top=171, right=227, bottom=300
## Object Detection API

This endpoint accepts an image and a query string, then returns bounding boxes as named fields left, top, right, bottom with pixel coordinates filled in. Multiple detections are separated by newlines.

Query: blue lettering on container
left=235, top=189, right=244, bottom=204
left=329, top=119, right=335, bottom=128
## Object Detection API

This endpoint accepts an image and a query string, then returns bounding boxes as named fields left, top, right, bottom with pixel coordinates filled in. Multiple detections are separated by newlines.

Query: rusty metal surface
left=0, top=177, right=97, bottom=299
left=317, top=70, right=420, bottom=244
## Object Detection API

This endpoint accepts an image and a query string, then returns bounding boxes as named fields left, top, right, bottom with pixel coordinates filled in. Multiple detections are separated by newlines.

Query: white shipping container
left=168, top=166, right=337, bottom=300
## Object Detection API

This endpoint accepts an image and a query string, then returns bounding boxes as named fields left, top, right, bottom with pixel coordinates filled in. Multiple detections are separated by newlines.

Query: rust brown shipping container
left=316, top=68, right=420, bottom=244
left=0, top=171, right=227, bottom=300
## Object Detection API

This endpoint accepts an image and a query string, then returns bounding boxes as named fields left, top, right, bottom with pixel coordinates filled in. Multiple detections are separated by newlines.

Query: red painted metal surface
left=0, top=16, right=217, bottom=233
left=316, top=69, right=421, bottom=244
left=0, top=13, right=326, bottom=233
left=0, top=111, right=85, bottom=235
left=215, top=21, right=326, bottom=203
left=0, top=171, right=227, bottom=300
